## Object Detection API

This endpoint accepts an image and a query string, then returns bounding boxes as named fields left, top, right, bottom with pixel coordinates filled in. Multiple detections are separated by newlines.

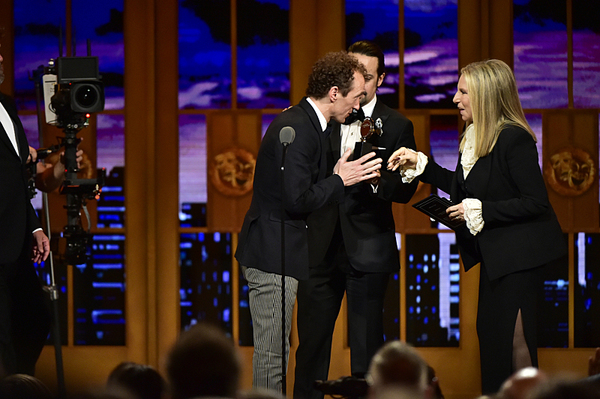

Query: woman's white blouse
left=461, top=124, right=477, bottom=178
left=398, top=124, right=484, bottom=235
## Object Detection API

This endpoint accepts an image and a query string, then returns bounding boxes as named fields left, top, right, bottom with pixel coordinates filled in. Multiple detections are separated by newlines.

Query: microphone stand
left=32, top=65, right=67, bottom=399
left=280, top=142, right=290, bottom=395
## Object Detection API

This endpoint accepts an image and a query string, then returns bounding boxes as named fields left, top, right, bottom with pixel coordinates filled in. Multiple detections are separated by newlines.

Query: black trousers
left=0, top=246, right=51, bottom=376
left=477, top=263, right=543, bottom=394
left=294, top=224, right=390, bottom=399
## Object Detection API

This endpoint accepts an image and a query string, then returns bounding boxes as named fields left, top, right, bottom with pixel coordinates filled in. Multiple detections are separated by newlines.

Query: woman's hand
left=447, top=203, right=465, bottom=222
left=387, top=147, right=418, bottom=171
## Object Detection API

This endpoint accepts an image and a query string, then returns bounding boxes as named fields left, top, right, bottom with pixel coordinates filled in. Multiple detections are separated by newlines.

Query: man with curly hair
left=294, top=40, right=418, bottom=399
left=236, top=51, right=382, bottom=392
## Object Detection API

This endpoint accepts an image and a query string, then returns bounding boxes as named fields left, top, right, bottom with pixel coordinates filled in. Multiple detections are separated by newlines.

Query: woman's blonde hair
left=460, top=59, right=536, bottom=157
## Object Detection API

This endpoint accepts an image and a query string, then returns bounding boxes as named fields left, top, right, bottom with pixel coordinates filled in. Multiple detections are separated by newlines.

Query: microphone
left=279, top=126, right=296, bottom=146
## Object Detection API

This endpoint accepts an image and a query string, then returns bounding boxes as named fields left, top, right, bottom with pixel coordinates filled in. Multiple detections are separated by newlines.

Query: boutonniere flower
left=375, top=118, right=383, bottom=136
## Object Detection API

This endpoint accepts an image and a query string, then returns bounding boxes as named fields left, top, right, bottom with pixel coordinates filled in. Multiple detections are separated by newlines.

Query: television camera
left=42, top=56, right=106, bottom=265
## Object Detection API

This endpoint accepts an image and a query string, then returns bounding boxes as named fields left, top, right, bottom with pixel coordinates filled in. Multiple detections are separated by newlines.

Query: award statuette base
left=353, top=141, right=373, bottom=161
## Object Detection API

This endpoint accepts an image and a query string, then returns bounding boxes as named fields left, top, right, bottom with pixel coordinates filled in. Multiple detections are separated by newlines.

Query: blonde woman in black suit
left=388, top=59, right=566, bottom=394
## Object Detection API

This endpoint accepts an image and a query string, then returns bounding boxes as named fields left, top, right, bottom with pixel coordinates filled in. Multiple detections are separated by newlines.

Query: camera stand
left=32, top=58, right=104, bottom=396
left=40, top=194, right=67, bottom=399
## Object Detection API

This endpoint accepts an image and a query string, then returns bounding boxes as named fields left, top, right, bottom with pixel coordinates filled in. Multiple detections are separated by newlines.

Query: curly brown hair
left=306, top=51, right=366, bottom=99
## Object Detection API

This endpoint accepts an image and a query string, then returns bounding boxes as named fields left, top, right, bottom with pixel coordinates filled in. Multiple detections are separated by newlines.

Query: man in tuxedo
left=0, top=44, right=51, bottom=376
left=294, top=41, right=418, bottom=399
left=235, top=51, right=382, bottom=392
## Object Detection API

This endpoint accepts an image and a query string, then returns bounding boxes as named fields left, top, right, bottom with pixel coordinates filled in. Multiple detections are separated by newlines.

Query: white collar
left=306, top=97, right=328, bottom=132
left=361, top=95, right=377, bottom=118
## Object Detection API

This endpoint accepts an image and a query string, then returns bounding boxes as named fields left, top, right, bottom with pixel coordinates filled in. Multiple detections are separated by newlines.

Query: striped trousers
left=243, top=267, right=298, bottom=392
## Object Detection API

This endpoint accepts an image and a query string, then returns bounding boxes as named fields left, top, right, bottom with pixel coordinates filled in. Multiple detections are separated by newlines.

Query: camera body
left=46, top=56, right=105, bottom=127
left=40, top=56, right=106, bottom=265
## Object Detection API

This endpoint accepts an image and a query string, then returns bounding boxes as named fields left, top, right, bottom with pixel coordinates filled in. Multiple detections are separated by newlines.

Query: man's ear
left=329, top=86, right=339, bottom=102
left=377, top=72, right=386, bottom=89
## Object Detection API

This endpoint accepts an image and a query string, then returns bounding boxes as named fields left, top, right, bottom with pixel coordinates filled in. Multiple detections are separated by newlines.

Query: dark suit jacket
left=307, top=99, right=418, bottom=273
left=0, top=94, right=50, bottom=377
left=420, top=125, right=566, bottom=280
left=235, top=97, right=345, bottom=280
left=0, top=93, right=41, bottom=263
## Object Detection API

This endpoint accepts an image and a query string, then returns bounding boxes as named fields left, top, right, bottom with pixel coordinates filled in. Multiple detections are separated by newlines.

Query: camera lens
left=74, top=84, right=99, bottom=108
left=70, top=82, right=104, bottom=113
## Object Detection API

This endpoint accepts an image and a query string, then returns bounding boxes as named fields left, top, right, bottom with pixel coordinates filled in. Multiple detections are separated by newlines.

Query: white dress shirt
left=340, top=96, right=379, bottom=192
left=306, top=97, right=328, bottom=132
left=0, top=101, right=20, bottom=158
left=339, top=95, right=377, bottom=154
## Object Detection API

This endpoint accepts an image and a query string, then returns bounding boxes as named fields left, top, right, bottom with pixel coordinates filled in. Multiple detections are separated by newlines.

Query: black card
left=412, top=194, right=465, bottom=230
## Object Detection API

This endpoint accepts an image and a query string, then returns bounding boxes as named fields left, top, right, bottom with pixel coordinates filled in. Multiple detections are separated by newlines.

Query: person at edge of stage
left=0, top=37, right=51, bottom=377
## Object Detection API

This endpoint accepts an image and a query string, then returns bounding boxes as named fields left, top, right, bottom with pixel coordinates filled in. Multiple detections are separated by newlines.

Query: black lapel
left=329, top=122, right=342, bottom=161
left=371, top=100, right=390, bottom=125
left=298, top=97, right=323, bottom=135
left=463, top=152, right=492, bottom=199
left=369, top=100, right=390, bottom=148
left=298, top=97, right=330, bottom=179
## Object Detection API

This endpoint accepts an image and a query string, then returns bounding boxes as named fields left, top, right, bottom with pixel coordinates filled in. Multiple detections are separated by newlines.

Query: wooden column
left=124, top=0, right=155, bottom=366
left=458, top=0, right=513, bottom=68
left=154, top=0, right=181, bottom=370
left=290, top=0, right=345, bottom=104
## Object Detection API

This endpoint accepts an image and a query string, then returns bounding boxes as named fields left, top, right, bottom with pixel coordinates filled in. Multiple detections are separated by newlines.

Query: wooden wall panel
left=458, top=0, right=483, bottom=68
left=543, top=111, right=599, bottom=232
left=544, top=113, right=571, bottom=229
left=570, top=113, right=599, bottom=230
left=207, top=111, right=262, bottom=232
left=458, top=0, right=513, bottom=68
left=290, top=0, right=344, bottom=104
left=154, top=0, right=181, bottom=370
left=0, top=0, right=14, bottom=95
left=123, top=0, right=156, bottom=370
left=488, top=0, right=514, bottom=65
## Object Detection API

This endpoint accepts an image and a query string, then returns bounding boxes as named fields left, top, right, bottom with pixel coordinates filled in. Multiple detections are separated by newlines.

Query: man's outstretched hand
left=333, top=149, right=382, bottom=187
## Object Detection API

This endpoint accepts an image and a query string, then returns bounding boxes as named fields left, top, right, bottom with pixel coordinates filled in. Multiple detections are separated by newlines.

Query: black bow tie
left=343, top=108, right=365, bottom=125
